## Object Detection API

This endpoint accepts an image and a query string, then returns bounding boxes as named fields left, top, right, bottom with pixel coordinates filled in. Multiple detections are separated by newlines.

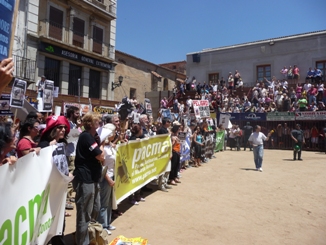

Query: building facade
left=114, top=50, right=186, bottom=105
left=186, top=31, right=326, bottom=87
left=13, top=0, right=117, bottom=100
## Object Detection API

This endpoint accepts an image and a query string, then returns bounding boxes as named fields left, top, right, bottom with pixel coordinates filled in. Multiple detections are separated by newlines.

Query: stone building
left=186, top=30, right=326, bottom=87
left=13, top=0, right=117, bottom=101
left=114, top=50, right=186, bottom=106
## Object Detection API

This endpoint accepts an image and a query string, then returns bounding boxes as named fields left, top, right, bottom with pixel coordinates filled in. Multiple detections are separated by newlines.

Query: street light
left=112, top=75, right=123, bottom=91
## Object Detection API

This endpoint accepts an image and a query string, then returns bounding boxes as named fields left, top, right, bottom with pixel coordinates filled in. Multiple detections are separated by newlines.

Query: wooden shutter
left=93, top=26, right=103, bottom=54
left=73, top=18, right=85, bottom=47
left=49, top=6, right=63, bottom=40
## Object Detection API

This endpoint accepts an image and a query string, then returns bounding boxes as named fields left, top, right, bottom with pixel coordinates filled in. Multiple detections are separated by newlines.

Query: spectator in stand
left=234, top=70, right=241, bottom=87
left=172, top=85, right=178, bottom=98
left=173, top=97, right=179, bottom=113
left=314, top=67, right=323, bottom=83
left=293, top=65, right=300, bottom=83
left=296, top=83, right=303, bottom=99
left=317, top=82, right=324, bottom=102
left=308, top=84, right=318, bottom=105
left=160, top=97, right=168, bottom=109
left=220, top=77, right=226, bottom=88
left=297, top=96, right=308, bottom=111
left=186, top=96, right=193, bottom=113
left=180, top=82, right=185, bottom=95
left=282, top=93, right=291, bottom=112
left=287, top=66, right=293, bottom=81
left=228, top=72, right=234, bottom=93
left=317, top=101, right=326, bottom=111
left=306, top=67, right=315, bottom=84
left=280, top=66, right=288, bottom=79
left=308, top=102, right=318, bottom=111
left=289, top=87, right=297, bottom=104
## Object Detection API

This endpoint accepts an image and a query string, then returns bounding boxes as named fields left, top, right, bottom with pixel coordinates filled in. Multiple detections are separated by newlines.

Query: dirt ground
left=64, top=149, right=326, bottom=245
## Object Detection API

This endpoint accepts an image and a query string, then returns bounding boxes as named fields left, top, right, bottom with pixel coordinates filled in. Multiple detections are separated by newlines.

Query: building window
left=44, top=57, right=60, bottom=87
left=163, top=79, right=168, bottom=91
left=130, top=88, right=136, bottom=99
left=316, top=61, right=326, bottom=83
left=93, top=26, right=103, bottom=54
left=49, top=6, right=63, bottom=41
left=89, top=69, right=101, bottom=99
left=73, top=18, right=85, bottom=48
left=208, top=73, right=219, bottom=84
left=68, top=64, right=82, bottom=96
left=257, top=65, right=271, bottom=82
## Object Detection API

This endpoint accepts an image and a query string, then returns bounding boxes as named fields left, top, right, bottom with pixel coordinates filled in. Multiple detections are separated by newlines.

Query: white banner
left=0, top=146, right=71, bottom=245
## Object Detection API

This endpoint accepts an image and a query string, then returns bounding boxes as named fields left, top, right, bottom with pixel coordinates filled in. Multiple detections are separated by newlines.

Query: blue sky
left=116, top=0, right=326, bottom=64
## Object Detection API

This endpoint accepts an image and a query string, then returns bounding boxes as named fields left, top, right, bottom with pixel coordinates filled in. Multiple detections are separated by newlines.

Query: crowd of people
left=170, top=66, right=324, bottom=114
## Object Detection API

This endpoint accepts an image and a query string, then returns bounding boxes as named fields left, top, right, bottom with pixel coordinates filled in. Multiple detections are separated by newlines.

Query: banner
left=218, top=113, right=231, bottom=129
left=215, top=131, right=225, bottom=152
left=193, top=100, right=210, bottom=118
left=204, top=132, right=215, bottom=159
left=180, top=135, right=191, bottom=162
left=10, top=79, right=26, bottom=108
left=114, top=134, right=172, bottom=204
left=0, top=94, right=12, bottom=115
left=266, top=112, right=295, bottom=121
left=0, top=146, right=71, bottom=245
left=295, top=111, right=326, bottom=121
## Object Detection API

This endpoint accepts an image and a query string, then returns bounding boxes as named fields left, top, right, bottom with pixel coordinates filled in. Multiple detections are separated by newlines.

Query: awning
left=151, top=71, right=162, bottom=78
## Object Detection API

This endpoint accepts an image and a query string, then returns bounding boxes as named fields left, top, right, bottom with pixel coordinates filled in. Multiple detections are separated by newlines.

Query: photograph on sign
left=43, top=80, right=54, bottom=111
left=0, top=94, right=11, bottom=115
left=10, top=79, right=26, bottom=108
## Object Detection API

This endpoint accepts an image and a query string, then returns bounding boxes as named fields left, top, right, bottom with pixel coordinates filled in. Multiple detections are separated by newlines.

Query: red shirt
left=16, top=138, right=37, bottom=158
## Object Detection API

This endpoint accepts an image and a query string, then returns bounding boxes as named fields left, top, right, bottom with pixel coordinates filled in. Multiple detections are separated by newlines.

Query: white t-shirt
left=103, top=145, right=116, bottom=178
left=248, top=132, right=267, bottom=146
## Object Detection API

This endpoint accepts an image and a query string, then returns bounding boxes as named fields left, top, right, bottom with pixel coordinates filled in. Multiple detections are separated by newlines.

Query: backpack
left=88, top=221, right=110, bottom=245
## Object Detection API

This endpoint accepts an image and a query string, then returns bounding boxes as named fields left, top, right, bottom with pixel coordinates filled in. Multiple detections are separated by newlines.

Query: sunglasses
left=57, top=125, right=67, bottom=130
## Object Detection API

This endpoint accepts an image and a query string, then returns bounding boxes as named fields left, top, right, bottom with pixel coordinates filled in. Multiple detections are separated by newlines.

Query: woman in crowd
left=37, top=115, right=71, bottom=245
left=296, top=83, right=303, bottom=99
left=192, top=126, right=203, bottom=167
left=0, top=122, right=17, bottom=165
left=97, top=123, right=117, bottom=235
left=16, top=118, right=41, bottom=158
left=128, top=124, right=146, bottom=204
left=169, top=122, right=182, bottom=185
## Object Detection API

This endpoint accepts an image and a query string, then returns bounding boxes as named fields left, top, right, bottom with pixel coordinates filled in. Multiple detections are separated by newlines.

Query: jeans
left=309, top=95, right=316, bottom=105
left=253, top=145, right=264, bottom=169
left=97, top=177, right=113, bottom=229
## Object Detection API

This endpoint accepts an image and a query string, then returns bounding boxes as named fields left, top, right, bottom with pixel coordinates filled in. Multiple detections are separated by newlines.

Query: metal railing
left=83, top=0, right=116, bottom=17
left=12, top=55, right=36, bottom=82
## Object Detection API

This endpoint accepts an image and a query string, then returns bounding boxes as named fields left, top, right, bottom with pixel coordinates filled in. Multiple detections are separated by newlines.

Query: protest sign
left=178, top=132, right=186, bottom=141
left=219, top=113, right=231, bottom=129
left=180, top=135, right=191, bottom=162
left=10, top=78, right=26, bottom=108
left=42, top=80, right=54, bottom=112
left=114, top=134, right=172, bottom=204
left=193, top=100, right=210, bottom=118
left=0, top=146, right=71, bottom=245
left=0, top=94, right=12, bottom=115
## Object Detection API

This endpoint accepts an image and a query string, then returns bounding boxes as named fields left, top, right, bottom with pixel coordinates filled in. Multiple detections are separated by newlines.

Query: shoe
left=256, top=168, right=259, bottom=171
left=141, top=186, right=153, bottom=192
left=104, top=229, right=111, bottom=235
left=298, top=159, right=303, bottom=161
left=175, top=179, right=181, bottom=183
left=293, top=158, right=296, bottom=161
left=258, top=168, right=263, bottom=172
left=160, top=187, right=168, bottom=192
left=65, top=202, right=74, bottom=210
left=129, top=200, right=139, bottom=205
left=108, top=225, right=116, bottom=230
left=164, top=185, right=172, bottom=189
left=137, top=197, right=145, bottom=202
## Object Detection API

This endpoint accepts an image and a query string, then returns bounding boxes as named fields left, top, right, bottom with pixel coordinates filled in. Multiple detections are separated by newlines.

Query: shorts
left=293, top=74, right=299, bottom=79
left=311, top=137, right=318, bottom=144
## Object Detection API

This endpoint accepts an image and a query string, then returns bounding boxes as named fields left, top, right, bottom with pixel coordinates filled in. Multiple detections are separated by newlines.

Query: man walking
left=291, top=124, right=305, bottom=160
left=243, top=122, right=253, bottom=151
left=248, top=125, right=271, bottom=172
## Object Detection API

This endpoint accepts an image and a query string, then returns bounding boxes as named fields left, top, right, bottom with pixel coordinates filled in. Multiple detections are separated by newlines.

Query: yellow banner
left=114, top=134, right=172, bottom=203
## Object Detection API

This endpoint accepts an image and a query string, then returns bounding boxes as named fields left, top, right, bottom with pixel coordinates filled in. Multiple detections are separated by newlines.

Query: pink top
left=16, top=138, right=37, bottom=158
left=296, top=86, right=302, bottom=93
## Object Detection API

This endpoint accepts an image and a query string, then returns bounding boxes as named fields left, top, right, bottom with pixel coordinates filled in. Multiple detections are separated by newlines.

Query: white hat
left=97, top=123, right=116, bottom=143
left=173, top=121, right=181, bottom=126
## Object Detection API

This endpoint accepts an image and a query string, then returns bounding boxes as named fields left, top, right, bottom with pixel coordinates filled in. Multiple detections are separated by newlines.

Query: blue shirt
left=314, top=69, right=322, bottom=77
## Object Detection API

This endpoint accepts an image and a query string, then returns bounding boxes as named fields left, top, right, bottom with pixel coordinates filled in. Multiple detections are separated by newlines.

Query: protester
left=248, top=125, right=271, bottom=172
left=73, top=113, right=105, bottom=245
left=16, top=118, right=41, bottom=158
left=169, top=122, right=182, bottom=185
left=97, top=123, right=117, bottom=235
left=38, top=115, right=71, bottom=245
left=0, top=122, right=17, bottom=165
left=290, top=124, right=305, bottom=161
left=192, top=126, right=203, bottom=167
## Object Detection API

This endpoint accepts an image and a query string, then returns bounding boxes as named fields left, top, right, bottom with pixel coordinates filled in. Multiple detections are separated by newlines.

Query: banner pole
left=13, top=108, right=18, bottom=124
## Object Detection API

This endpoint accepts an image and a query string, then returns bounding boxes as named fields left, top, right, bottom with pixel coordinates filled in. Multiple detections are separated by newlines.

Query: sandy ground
left=64, top=149, right=326, bottom=245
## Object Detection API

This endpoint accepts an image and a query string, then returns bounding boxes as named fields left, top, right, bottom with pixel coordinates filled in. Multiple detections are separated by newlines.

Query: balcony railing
left=84, top=0, right=117, bottom=17
left=12, top=55, right=36, bottom=82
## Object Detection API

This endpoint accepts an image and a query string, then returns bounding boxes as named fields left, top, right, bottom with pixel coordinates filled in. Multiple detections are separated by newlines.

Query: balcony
left=13, top=55, right=36, bottom=83
left=79, top=0, right=116, bottom=19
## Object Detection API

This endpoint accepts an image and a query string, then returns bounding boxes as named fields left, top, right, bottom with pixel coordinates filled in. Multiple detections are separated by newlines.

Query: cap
left=173, top=121, right=181, bottom=126
left=42, top=115, right=70, bottom=136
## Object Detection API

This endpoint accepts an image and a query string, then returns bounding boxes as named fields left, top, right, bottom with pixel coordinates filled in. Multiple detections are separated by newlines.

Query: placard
left=193, top=100, right=210, bottom=118
left=42, top=80, right=54, bottom=111
left=10, top=78, right=26, bottom=108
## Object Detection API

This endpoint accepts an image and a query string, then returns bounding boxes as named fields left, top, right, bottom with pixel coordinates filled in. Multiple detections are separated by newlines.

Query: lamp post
left=112, top=75, right=123, bottom=91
